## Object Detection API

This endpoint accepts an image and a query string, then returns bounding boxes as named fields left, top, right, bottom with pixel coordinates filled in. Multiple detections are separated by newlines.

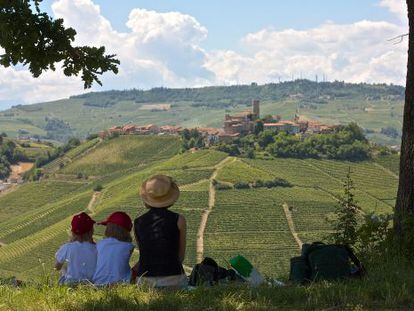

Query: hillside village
left=98, top=100, right=337, bottom=146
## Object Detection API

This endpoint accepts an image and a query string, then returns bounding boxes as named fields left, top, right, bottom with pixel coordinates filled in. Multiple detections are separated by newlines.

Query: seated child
left=93, top=211, right=134, bottom=285
left=55, top=212, right=97, bottom=285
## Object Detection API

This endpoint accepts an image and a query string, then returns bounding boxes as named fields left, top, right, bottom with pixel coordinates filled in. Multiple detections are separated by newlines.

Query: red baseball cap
left=98, top=211, right=133, bottom=232
left=71, top=212, right=95, bottom=235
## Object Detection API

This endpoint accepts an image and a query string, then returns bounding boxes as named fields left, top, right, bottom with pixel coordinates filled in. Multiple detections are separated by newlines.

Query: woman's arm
left=55, top=261, right=64, bottom=271
left=177, top=214, right=187, bottom=263
left=131, top=228, right=139, bottom=283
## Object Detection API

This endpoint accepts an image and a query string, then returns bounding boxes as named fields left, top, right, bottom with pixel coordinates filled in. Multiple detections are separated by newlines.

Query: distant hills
left=0, top=80, right=405, bottom=145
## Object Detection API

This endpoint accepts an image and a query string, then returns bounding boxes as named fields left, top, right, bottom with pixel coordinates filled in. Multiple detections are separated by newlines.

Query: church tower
left=252, top=99, right=260, bottom=119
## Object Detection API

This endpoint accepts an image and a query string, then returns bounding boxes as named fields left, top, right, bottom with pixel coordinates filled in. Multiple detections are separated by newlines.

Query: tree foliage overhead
left=0, top=0, right=119, bottom=88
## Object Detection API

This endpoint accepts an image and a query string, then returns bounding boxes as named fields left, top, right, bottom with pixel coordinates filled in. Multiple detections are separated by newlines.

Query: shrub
left=87, top=133, right=99, bottom=140
left=215, top=182, right=233, bottom=190
left=272, top=178, right=292, bottom=187
left=76, top=172, right=83, bottom=179
left=234, top=182, right=250, bottom=189
left=264, top=180, right=275, bottom=188
left=93, top=184, right=103, bottom=192
left=261, top=178, right=292, bottom=189
left=252, top=180, right=264, bottom=188
left=357, top=213, right=393, bottom=256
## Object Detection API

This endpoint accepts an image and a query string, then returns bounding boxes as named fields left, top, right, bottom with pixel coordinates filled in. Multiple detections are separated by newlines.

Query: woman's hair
left=105, top=223, right=132, bottom=242
left=70, top=229, right=94, bottom=243
left=144, top=202, right=172, bottom=209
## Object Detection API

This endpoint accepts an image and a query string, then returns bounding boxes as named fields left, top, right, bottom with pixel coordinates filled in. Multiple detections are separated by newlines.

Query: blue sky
left=0, top=0, right=408, bottom=108
left=40, top=0, right=400, bottom=51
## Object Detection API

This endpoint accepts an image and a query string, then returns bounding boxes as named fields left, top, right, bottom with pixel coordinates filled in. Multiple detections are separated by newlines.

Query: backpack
left=289, top=242, right=365, bottom=284
left=188, top=257, right=241, bottom=286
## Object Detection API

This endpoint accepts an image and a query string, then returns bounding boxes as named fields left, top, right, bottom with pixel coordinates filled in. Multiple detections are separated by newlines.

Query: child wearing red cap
left=93, top=211, right=134, bottom=285
left=55, top=212, right=97, bottom=285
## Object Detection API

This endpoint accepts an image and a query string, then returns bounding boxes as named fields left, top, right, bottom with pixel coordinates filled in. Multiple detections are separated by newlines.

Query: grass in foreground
left=1, top=255, right=413, bottom=311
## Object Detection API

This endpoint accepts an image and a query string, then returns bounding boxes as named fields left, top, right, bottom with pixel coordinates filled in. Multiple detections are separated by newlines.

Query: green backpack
left=289, top=242, right=365, bottom=284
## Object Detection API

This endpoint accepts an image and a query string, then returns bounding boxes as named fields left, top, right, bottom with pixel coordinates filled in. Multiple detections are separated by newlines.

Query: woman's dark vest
left=134, top=208, right=184, bottom=277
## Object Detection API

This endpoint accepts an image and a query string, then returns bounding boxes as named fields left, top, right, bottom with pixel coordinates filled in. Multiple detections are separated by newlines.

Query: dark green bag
left=305, top=243, right=351, bottom=281
left=289, top=242, right=365, bottom=283
left=289, top=256, right=310, bottom=283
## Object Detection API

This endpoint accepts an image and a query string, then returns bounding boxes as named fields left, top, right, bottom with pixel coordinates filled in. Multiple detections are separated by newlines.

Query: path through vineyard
left=87, top=191, right=101, bottom=215
left=196, top=157, right=236, bottom=262
left=283, top=203, right=303, bottom=249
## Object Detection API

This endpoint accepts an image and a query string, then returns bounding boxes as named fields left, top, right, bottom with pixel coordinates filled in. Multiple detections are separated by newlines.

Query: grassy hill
left=0, top=80, right=404, bottom=145
left=0, top=135, right=399, bottom=282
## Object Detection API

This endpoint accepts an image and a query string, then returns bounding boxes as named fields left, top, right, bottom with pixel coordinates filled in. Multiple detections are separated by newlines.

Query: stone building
left=223, top=99, right=260, bottom=135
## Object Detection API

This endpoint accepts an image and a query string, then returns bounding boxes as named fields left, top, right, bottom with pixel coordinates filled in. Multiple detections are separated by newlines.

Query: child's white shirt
left=93, top=237, right=134, bottom=285
left=55, top=241, right=97, bottom=284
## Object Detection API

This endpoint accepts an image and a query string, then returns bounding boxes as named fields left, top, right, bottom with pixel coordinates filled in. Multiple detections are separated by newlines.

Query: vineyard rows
left=0, top=137, right=401, bottom=280
left=374, top=154, right=400, bottom=176
left=61, top=136, right=180, bottom=176
left=0, top=193, right=90, bottom=243
left=245, top=158, right=395, bottom=214
left=42, top=138, right=100, bottom=173
left=158, top=150, right=228, bottom=170
left=0, top=181, right=87, bottom=224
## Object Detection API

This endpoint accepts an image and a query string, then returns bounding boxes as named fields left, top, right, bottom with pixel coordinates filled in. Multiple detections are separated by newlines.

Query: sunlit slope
left=0, top=136, right=399, bottom=280
left=244, top=158, right=397, bottom=214
left=42, top=138, right=101, bottom=174
left=60, top=135, right=181, bottom=176
left=0, top=181, right=89, bottom=223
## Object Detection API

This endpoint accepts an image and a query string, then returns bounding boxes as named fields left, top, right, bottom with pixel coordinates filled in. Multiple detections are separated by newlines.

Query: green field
left=0, top=81, right=405, bottom=146
left=0, top=135, right=398, bottom=281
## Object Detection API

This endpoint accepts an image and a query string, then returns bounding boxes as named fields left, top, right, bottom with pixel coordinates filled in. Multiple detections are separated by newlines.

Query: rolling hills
left=0, top=80, right=405, bottom=145
left=0, top=135, right=398, bottom=281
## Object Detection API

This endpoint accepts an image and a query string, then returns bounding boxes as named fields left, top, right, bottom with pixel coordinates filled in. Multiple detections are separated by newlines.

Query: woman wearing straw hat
left=132, top=174, right=188, bottom=288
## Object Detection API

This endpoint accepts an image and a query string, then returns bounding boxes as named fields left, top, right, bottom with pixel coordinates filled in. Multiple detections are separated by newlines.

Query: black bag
left=289, top=242, right=365, bottom=284
left=188, top=257, right=241, bottom=286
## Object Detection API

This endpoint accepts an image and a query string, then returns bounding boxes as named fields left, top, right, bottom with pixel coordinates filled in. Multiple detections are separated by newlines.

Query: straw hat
left=140, top=175, right=180, bottom=208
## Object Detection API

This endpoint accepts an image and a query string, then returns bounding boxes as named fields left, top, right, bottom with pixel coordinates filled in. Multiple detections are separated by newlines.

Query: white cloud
left=52, top=1, right=214, bottom=87
left=379, top=0, right=407, bottom=24
left=0, top=0, right=409, bottom=108
left=0, top=62, right=85, bottom=105
left=206, top=20, right=408, bottom=85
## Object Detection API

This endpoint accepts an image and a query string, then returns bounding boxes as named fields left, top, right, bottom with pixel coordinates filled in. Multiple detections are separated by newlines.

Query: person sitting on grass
left=132, top=175, right=187, bottom=289
left=55, top=212, right=97, bottom=285
left=93, top=211, right=134, bottom=286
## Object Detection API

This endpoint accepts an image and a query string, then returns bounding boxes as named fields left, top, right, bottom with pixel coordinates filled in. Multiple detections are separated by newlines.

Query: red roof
left=123, top=124, right=136, bottom=130
left=197, top=127, right=223, bottom=135
left=264, top=121, right=299, bottom=127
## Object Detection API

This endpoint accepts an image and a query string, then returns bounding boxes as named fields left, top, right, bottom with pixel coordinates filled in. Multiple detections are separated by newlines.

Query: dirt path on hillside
left=87, top=191, right=101, bottom=215
left=180, top=179, right=209, bottom=191
left=196, top=157, right=235, bottom=263
left=282, top=203, right=303, bottom=249
left=9, top=162, right=34, bottom=180
left=0, top=240, right=6, bottom=247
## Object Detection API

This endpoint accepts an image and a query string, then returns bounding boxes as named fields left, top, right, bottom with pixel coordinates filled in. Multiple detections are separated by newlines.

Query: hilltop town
left=99, top=100, right=337, bottom=145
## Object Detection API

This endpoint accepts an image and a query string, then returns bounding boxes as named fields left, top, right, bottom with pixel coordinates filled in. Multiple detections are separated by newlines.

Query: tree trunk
left=395, top=0, right=414, bottom=247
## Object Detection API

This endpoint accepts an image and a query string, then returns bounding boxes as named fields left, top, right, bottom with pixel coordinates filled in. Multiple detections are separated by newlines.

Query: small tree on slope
left=332, top=167, right=359, bottom=246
